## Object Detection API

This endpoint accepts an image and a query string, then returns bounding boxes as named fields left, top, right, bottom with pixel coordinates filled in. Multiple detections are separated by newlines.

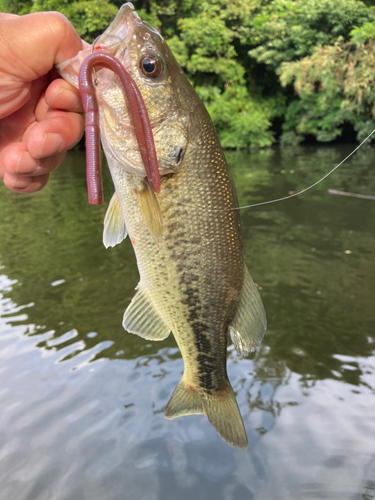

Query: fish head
left=57, top=2, right=191, bottom=178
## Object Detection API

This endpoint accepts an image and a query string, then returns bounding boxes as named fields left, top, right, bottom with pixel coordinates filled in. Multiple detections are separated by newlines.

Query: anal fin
left=123, top=285, right=170, bottom=341
left=229, top=265, right=267, bottom=357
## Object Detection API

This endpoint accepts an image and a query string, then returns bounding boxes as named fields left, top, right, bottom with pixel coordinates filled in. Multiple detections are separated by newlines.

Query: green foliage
left=202, top=86, right=279, bottom=148
left=240, top=0, right=375, bottom=144
left=165, top=3, right=278, bottom=147
left=30, top=0, right=118, bottom=41
left=2, top=0, right=375, bottom=146
left=350, top=20, right=375, bottom=44
left=279, top=131, right=303, bottom=148
left=0, top=0, right=31, bottom=13
left=244, top=0, right=375, bottom=70
left=1, top=0, right=117, bottom=41
left=280, top=37, right=375, bottom=142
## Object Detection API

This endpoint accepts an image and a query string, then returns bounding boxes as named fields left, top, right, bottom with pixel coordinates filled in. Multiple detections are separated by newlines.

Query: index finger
left=0, top=12, right=83, bottom=80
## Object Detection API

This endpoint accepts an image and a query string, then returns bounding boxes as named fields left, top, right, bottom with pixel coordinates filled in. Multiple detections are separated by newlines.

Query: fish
left=57, top=2, right=267, bottom=449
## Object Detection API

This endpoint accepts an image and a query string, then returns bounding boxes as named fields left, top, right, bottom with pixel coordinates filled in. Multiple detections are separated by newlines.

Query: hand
left=0, top=12, right=86, bottom=193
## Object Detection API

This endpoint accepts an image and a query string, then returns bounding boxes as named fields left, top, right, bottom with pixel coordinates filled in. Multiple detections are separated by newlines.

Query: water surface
left=1, top=145, right=375, bottom=499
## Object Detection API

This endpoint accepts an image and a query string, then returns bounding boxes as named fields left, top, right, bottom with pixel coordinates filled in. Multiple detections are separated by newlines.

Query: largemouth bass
left=58, top=2, right=266, bottom=449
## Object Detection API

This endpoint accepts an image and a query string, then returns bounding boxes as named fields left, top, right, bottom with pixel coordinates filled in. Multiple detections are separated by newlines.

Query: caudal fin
left=165, top=379, right=248, bottom=450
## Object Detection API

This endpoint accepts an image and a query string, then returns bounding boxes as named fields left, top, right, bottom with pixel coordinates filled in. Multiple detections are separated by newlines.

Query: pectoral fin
left=133, top=182, right=163, bottom=247
left=123, top=285, right=170, bottom=341
left=229, top=265, right=267, bottom=357
left=103, top=192, right=127, bottom=248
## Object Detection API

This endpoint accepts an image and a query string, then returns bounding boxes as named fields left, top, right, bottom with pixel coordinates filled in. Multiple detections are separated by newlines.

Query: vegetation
left=2, top=0, right=375, bottom=147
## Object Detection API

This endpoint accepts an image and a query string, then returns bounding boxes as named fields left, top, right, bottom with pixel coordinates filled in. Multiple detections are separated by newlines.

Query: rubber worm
left=79, top=52, right=161, bottom=205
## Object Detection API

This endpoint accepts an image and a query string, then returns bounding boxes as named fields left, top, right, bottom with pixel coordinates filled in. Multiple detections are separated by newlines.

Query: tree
left=279, top=24, right=375, bottom=142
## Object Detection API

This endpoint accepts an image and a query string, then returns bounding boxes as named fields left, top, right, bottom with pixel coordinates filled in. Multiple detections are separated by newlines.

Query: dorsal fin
left=123, top=285, right=170, bottom=341
left=229, top=265, right=267, bottom=357
left=103, top=192, right=127, bottom=248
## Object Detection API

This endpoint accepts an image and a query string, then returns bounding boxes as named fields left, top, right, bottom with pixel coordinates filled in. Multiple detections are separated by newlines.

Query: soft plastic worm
left=79, top=52, right=161, bottom=205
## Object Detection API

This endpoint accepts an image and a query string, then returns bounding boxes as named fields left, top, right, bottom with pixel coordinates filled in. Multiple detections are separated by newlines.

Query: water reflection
left=1, top=145, right=375, bottom=499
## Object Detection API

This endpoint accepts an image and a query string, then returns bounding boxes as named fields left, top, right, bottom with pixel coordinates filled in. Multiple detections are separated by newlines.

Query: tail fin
left=165, top=379, right=248, bottom=450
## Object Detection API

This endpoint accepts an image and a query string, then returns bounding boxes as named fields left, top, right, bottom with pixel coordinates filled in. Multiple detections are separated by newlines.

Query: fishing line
left=228, top=127, right=375, bottom=212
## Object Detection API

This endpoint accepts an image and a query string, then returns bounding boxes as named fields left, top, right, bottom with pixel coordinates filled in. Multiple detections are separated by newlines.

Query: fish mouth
left=92, top=3, right=140, bottom=59
left=55, top=3, right=140, bottom=87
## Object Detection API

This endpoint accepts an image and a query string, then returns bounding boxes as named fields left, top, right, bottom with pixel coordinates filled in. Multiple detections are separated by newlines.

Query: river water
left=1, top=145, right=374, bottom=499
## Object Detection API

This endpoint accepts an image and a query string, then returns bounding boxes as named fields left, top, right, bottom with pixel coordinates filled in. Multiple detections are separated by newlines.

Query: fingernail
left=10, top=175, right=32, bottom=189
left=15, top=151, right=42, bottom=174
left=15, top=151, right=23, bottom=174
left=50, top=88, right=81, bottom=109
left=39, top=133, right=64, bottom=157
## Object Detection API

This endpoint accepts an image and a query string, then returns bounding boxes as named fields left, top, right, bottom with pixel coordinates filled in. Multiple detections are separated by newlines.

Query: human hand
left=0, top=12, right=87, bottom=193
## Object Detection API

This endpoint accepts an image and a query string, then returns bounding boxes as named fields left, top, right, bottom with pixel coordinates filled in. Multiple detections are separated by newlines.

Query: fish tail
left=164, top=378, right=248, bottom=450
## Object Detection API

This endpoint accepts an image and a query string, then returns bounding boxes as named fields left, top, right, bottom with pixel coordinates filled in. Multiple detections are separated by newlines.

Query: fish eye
left=140, top=54, right=163, bottom=78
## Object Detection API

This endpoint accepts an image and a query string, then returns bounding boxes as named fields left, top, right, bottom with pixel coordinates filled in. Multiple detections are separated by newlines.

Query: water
left=1, top=145, right=375, bottom=499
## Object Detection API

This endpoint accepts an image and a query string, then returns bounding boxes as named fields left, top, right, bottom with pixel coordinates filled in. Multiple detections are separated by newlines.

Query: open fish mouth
left=56, top=3, right=140, bottom=87
left=91, top=3, right=140, bottom=61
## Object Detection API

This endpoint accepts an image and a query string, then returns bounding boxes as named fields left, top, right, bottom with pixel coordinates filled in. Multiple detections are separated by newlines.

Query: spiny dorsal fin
left=229, top=265, right=267, bottom=357
left=133, top=181, right=162, bottom=247
left=165, top=378, right=248, bottom=450
left=123, top=285, right=170, bottom=341
left=103, top=192, right=127, bottom=248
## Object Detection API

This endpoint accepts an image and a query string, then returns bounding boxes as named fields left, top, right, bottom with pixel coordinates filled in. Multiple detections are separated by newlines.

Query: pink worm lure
left=78, top=52, right=161, bottom=205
